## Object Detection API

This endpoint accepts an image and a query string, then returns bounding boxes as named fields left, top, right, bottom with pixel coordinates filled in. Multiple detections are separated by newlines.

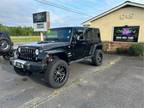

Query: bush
left=128, top=44, right=144, bottom=56
left=116, top=48, right=128, bottom=54
left=116, top=43, right=144, bottom=56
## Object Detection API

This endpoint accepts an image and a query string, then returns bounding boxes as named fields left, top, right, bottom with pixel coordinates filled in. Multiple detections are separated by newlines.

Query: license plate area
left=14, top=60, right=26, bottom=69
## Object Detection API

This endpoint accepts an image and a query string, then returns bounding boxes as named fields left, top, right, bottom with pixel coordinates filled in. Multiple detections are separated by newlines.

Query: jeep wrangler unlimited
left=10, top=27, right=103, bottom=88
left=0, top=32, right=13, bottom=60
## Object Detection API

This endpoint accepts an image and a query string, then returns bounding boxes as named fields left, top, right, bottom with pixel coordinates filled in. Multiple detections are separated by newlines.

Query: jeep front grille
left=18, top=47, right=36, bottom=61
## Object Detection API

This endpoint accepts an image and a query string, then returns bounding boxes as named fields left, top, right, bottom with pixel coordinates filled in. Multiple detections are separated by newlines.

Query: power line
left=54, top=0, right=105, bottom=12
left=56, top=0, right=83, bottom=10
left=36, top=0, right=92, bottom=16
left=34, top=0, right=92, bottom=17
left=47, top=0, right=105, bottom=13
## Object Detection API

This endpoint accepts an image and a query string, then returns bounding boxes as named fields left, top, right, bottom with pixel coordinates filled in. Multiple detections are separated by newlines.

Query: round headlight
left=18, top=47, right=21, bottom=52
left=35, top=49, right=39, bottom=55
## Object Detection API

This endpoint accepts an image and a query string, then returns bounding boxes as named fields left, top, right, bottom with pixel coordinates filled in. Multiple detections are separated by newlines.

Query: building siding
left=89, top=6, right=144, bottom=43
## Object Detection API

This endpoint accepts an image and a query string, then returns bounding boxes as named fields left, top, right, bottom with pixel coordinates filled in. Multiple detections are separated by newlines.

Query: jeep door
left=83, top=28, right=94, bottom=57
left=71, top=28, right=89, bottom=60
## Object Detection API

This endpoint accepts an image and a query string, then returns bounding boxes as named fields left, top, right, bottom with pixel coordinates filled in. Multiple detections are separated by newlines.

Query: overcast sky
left=0, top=0, right=143, bottom=27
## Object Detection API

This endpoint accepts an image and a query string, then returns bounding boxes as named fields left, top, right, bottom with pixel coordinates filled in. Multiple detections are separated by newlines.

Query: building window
left=113, top=26, right=139, bottom=42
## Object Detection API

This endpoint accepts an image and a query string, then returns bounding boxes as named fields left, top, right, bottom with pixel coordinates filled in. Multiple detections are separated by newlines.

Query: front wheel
left=45, top=59, right=69, bottom=88
left=91, top=50, right=103, bottom=66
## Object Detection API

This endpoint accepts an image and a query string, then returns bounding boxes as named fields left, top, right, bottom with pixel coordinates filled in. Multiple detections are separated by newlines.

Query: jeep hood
left=20, top=42, right=70, bottom=50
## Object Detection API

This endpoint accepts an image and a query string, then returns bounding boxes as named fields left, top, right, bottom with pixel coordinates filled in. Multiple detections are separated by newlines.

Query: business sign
left=113, top=26, right=139, bottom=42
left=33, top=12, right=50, bottom=32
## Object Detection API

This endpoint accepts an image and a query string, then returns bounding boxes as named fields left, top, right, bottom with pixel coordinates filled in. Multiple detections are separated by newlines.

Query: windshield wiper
left=38, top=40, right=57, bottom=44
left=37, top=41, right=49, bottom=44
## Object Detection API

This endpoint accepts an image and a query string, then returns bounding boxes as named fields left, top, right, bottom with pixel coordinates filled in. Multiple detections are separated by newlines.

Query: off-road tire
left=92, top=50, right=103, bottom=66
left=14, top=67, right=27, bottom=76
left=45, top=59, right=69, bottom=88
left=3, top=55, right=11, bottom=60
left=0, top=38, right=11, bottom=53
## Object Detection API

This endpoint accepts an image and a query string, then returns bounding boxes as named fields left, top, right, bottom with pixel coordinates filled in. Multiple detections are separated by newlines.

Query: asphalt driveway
left=0, top=54, right=143, bottom=108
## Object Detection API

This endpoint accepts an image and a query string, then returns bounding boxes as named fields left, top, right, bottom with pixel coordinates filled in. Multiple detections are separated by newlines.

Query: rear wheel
left=45, top=59, right=69, bottom=88
left=92, top=50, right=103, bottom=66
left=14, top=67, right=27, bottom=76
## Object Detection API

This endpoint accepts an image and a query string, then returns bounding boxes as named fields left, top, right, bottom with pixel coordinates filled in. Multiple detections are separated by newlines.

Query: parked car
left=0, top=32, right=13, bottom=60
left=10, top=27, right=103, bottom=88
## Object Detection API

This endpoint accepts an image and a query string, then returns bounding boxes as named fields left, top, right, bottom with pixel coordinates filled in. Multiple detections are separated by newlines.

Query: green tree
left=0, top=24, right=39, bottom=36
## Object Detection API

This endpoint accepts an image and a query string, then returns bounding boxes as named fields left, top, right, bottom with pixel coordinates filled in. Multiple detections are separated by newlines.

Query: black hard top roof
left=50, top=26, right=99, bottom=30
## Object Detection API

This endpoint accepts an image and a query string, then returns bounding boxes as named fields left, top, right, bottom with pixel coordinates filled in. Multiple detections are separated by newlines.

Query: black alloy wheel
left=92, top=50, right=103, bottom=66
left=45, top=59, right=69, bottom=88
left=54, top=64, right=67, bottom=83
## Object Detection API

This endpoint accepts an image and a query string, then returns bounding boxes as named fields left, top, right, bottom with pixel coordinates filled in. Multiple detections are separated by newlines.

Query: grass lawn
left=11, top=36, right=41, bottom=43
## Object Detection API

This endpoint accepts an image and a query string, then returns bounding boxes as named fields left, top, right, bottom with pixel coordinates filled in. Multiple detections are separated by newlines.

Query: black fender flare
left=46, top=49, right=65, bottom=54
left=91, top=43, right=103, bottom=55
left=46, top=49, right=69, bottom=63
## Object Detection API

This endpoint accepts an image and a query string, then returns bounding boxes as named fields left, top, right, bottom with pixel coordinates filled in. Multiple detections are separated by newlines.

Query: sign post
left=40, top=32, right=44, bottom=41
left=33, top=11, right=50, bottom=41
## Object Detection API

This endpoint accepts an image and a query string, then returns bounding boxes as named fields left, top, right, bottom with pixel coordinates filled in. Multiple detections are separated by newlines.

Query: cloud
left=0, top=0, right=78, bottom=27
left=0, top=0, right=144, bottom=27
left=130, top=0, right=144, bottom=3
left=50, top=12, right=65, bottom=25
left=0, top=0, right=35, bottom=26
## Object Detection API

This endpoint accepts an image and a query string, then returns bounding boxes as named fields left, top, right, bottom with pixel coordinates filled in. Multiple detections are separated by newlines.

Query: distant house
left=82, top=1, right=144, bottom=52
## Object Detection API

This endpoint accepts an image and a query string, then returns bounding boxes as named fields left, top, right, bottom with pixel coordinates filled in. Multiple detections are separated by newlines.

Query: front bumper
left=10, top=58, right=47, bottom=73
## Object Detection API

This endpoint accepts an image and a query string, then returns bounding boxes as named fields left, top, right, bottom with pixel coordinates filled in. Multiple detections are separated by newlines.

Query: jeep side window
left=94, top=29, right=101, bottom=42
left=85, top=29, right=93, bottom=41
left=85, top=29, right=100, bottom=43
left=75, top=29, right=84, bottom=41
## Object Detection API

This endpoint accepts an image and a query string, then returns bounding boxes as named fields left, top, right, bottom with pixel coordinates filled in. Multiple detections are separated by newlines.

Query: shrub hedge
left=116, top=43, right=144, bottom=56
left=128, top=44, right=144, bottom=56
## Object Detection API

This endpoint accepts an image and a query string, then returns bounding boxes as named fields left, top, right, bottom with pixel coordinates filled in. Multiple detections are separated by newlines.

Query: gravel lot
left=0, top=54, right=143, bottom=108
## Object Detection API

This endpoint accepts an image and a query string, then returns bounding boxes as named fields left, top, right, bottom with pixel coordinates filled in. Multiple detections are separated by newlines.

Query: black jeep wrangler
left=0, top=32, right=13, bottom=60
left=10, top=27, right=103, bottom=88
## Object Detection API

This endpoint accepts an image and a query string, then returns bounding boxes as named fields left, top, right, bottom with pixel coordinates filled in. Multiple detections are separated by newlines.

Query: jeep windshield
left=44, top=28, right=72, bottom=42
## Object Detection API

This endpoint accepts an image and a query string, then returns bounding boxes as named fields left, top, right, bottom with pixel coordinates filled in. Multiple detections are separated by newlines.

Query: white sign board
left=33, top=12, right=50, bottom=32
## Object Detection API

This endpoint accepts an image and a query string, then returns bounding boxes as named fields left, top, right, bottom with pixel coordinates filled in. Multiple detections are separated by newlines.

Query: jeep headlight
left=35, top=49, right=39, bottom=55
